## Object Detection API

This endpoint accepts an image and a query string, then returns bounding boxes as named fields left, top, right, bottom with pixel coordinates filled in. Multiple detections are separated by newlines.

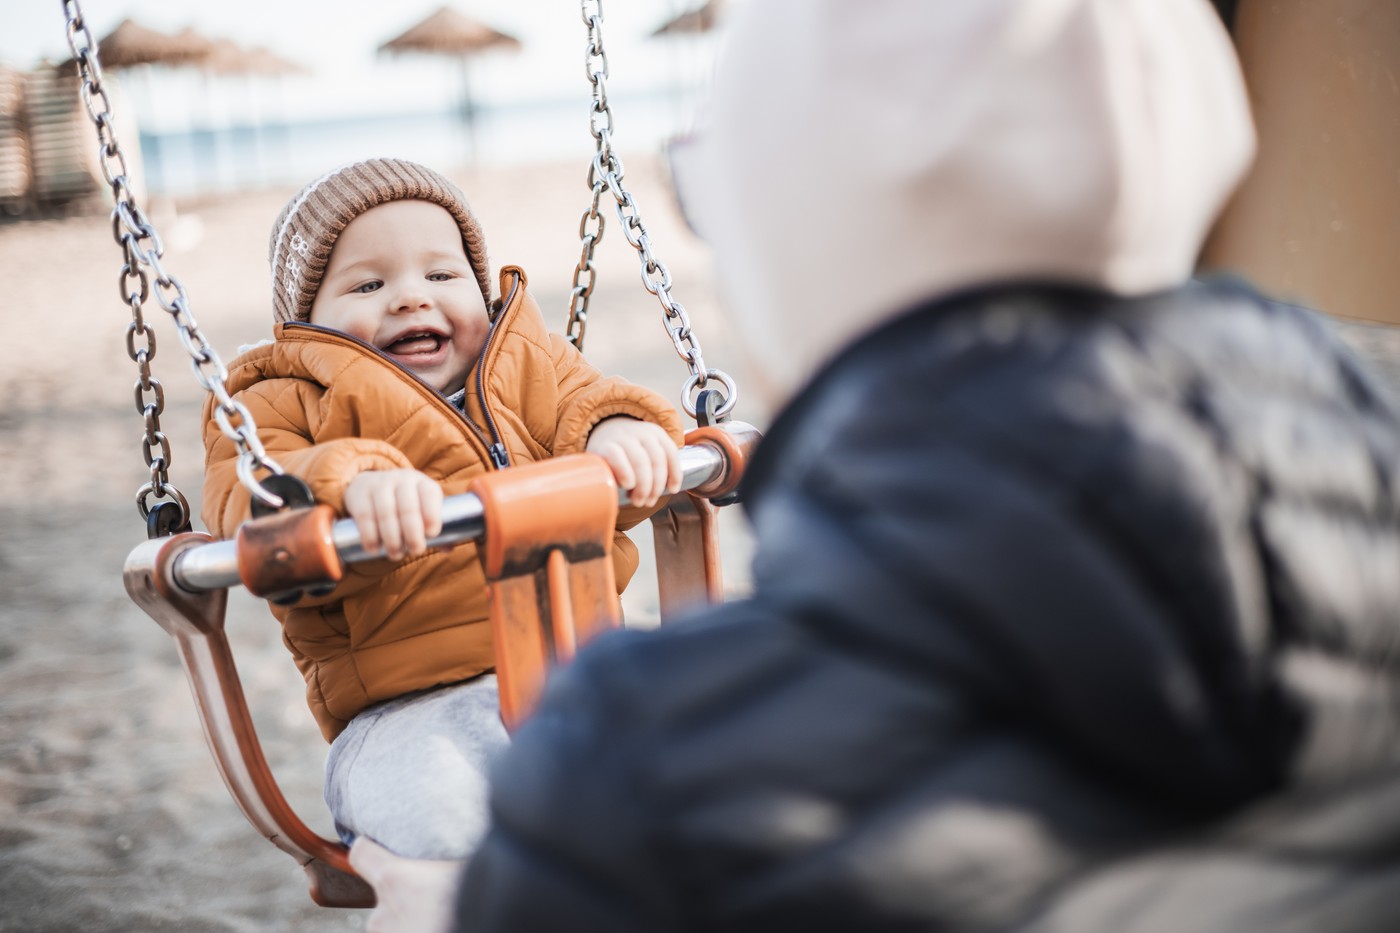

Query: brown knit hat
left=268, top=158, right=492, bottom=324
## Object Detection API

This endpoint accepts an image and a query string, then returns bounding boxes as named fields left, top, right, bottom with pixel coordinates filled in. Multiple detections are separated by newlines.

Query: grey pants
left=324, top=674, right=510, bottom=859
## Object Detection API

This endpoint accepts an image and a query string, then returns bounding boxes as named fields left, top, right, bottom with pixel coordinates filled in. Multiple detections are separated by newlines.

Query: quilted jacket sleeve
left=545, top=332, right=686, bottom=529
left=200, top=378, right=414, bottom=539
left=548, top=333, right=685, bottom=456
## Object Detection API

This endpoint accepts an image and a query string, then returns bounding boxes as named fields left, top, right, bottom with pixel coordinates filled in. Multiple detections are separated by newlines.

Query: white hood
left=677, top=0, right=1255, bottom=407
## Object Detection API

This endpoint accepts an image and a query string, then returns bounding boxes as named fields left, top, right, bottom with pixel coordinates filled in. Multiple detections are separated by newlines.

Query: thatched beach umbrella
left=91, top=19, right=210, bottom=70
left=58, top=21, right=213, bottom=198
left=195, top=37, right=251, bottom=76
left=58, top=19, right=209, bottom=74
left=652, top=1, right=726, bottom=131
left=380, top=6, right=522, bottom=58
left=170, top=27, right=219, bottom=67
left=180, top=36, right=305, bottom=78
left=378, top=6, right=522, bottom=161
left=242, top=46, right=308, bottom=78
left=184, top=37, right=307, bottom=191
left=652, top=0, right=726, bottom=37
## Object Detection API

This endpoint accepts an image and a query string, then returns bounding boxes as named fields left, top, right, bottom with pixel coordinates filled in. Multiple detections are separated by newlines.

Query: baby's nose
left=390, top=282, right=430, bottom=312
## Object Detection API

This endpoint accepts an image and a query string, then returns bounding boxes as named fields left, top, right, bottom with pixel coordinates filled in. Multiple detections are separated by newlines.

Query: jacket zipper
left=282, top=322, right=494, bottom=464
left=282, top=270, right=524, bottom=471
left=477, top=272, right=521, bottom=469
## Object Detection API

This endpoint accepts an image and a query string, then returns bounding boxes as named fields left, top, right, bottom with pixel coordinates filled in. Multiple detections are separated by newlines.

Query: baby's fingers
left=418, top=476, right=445, bottom=542
left=665, top=438, right=683, bottom=494
left=646, top=433, right=680, bottom=503
left=396, top=482, right=428, bottom=558
left=627, top=441, right=656, bottom=507
left=627, top=436, right=666, bottom=507
left=399, top=476, right=444, bottom=556
left=596, top=442, right=637, bottom=494
left=345, top=485, right=382, bottom=557
left=371, top=482, right=407, bottom=560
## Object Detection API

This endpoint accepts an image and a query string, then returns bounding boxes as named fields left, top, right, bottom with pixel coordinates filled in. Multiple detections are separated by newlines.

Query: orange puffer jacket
left=202, top=266, right=684, bottom=741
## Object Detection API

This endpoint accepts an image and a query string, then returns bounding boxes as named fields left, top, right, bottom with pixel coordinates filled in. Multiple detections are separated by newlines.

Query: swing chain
left=569, top=0, right=737, bottom=420
left=61, top=0, right=289, bottom=528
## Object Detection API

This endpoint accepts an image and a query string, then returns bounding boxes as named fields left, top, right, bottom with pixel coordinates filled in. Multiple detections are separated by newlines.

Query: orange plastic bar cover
left=469, top=454, right=622, bottom=730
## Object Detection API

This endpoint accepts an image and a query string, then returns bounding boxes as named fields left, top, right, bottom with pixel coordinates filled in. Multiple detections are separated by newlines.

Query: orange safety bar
left=469, top=454, right=622, bottom=731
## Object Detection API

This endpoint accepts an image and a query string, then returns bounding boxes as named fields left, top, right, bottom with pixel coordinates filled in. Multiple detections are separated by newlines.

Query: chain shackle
left=61, top=0, right=287, bottom=528
left=568, top=0, right=738, bottom=423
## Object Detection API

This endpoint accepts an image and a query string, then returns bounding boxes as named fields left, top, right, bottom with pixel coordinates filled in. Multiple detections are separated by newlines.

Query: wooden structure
left=0, top=65, right=30, bottom=215
left=23, top=67, right=103, bottom=212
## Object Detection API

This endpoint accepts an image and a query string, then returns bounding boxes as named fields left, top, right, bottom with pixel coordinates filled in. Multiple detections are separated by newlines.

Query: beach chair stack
left=22, top=66, right=103, bottom=214
left=0, top=64, right=31, bottom=216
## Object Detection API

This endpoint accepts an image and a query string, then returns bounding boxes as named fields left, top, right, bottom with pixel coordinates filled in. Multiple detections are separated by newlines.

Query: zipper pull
left=489, top=443, right=510, bottom=469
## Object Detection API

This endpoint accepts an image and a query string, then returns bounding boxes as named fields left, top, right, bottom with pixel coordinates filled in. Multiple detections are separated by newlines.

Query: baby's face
left=310, top=200, right=490, bottom=395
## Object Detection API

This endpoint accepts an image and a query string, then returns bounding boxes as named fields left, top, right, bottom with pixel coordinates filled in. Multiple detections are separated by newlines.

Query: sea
left=137, top=88, right=702, bottom=198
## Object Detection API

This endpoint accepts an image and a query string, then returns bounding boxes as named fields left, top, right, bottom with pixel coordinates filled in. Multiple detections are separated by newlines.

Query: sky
left=2, top=0, right=722, bottom=126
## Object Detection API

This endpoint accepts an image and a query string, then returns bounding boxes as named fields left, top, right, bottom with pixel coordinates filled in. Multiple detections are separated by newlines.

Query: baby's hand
left=586, top=416, right=682, bottom=508
left=344, top=469, right=444, bottom=561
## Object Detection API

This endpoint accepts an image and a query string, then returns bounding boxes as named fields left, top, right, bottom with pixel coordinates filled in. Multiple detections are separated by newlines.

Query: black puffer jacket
left=456, top=279, right=1400, bottom=932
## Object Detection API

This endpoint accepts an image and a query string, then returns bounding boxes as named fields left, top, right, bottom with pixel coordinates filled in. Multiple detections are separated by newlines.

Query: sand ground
left=0, top=156, right=760, bottom=932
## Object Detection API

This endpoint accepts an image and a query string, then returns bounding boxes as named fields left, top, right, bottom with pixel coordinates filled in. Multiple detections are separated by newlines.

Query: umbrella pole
left=460, top=57, right=477, bottom=166
left=136, top=66, right=166, bottom=199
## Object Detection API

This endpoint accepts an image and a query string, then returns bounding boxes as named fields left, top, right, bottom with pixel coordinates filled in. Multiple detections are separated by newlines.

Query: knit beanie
left=268, top=158, right=492, bottom=325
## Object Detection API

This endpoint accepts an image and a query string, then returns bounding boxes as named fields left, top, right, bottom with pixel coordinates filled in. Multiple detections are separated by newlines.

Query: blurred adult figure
left=455, top=1, right=1400, bottom=930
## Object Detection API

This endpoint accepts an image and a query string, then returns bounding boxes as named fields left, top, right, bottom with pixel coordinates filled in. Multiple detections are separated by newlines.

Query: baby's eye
left=353, top=281, right=382, bottom=294
left=427, top=272, right=456, bottom=282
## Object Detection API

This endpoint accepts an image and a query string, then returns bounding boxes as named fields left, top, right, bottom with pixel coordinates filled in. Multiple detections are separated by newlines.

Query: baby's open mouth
left=384, top=332, right=445, bottom=356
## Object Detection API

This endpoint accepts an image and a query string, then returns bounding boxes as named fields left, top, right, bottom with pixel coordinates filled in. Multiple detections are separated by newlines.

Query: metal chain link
left=61, top=0, right=288, bottom=523
left=568, top=0, right=737, bottom=419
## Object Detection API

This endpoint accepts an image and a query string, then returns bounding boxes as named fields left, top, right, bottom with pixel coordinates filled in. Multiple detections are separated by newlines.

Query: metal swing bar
left=165, top=428, right=754, bottom=593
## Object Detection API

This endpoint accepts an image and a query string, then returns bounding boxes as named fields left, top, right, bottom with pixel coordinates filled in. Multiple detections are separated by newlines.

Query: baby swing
left=59, top=0, right=759, bottom=909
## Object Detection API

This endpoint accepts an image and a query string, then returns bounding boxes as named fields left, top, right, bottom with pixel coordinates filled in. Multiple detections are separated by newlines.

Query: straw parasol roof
left=90, top=19, right=210, bottom=70
left=188, top=34, right=307, bottom=77
left=378, top=7, right=522, bottom=162
left=171, top=27, right=219, bottom=64
left=652, top=0, right=726, bottom=37
left=379, top=7, right=522, bottom=56
left=242, top=46, right=308, bottom=77
left=152, top=31, right=308, bottom=78
left=197, top=38, right=252, bottom=76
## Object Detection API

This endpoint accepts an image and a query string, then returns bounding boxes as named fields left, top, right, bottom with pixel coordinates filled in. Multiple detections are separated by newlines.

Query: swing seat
left=125, top=529, right=375, bottom=908
left=123, top=423, right=760, bottom=908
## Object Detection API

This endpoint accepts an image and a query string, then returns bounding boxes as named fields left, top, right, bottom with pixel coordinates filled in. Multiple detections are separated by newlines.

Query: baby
left=201, top=158, right=683, bottom=874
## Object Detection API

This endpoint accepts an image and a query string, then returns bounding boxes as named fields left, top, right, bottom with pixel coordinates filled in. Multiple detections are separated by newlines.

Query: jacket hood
left=675, top=0, right=1255, bottom=407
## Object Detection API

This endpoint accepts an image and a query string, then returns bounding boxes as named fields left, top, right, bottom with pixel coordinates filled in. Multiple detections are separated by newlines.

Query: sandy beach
left=0, top=156, right=759, bottom=932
